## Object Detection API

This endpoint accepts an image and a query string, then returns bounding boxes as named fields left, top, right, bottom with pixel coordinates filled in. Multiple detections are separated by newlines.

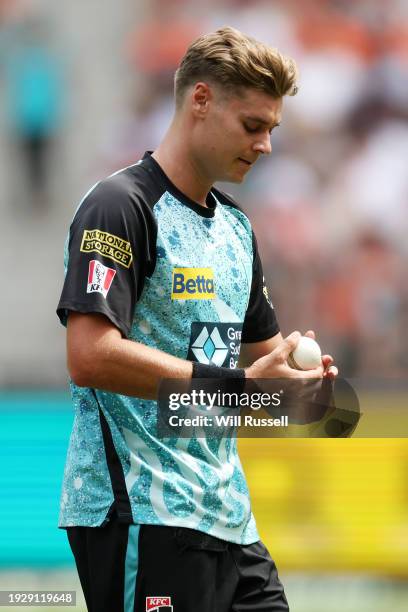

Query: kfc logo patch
left=146, top=596, right=173, bottom=611
left=87, top=260, right=116, bottom=298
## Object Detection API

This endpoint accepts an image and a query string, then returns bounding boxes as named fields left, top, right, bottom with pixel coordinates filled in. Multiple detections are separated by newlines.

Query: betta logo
left=171, top=267, right=215, bottom=300
left=146, top=596, right=173, bottom=611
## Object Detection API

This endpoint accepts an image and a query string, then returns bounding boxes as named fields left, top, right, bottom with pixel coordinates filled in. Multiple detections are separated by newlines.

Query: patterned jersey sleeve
left=56, top=175, right=156, bottom=337
left=241, top=231, right=280, bottom=343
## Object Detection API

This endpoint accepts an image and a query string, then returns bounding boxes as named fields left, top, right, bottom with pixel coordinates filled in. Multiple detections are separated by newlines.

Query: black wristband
left=192, top=362, right=245, bottom=379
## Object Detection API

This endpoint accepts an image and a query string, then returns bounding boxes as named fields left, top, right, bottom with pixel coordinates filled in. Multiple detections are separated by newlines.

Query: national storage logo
left=80, top=229, right=133, bottom=268
left=171, top=267, right=215, bottom=300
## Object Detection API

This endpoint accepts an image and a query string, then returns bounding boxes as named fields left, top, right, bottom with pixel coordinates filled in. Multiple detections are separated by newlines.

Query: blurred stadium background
left=1, top=0, right=407, bottom=610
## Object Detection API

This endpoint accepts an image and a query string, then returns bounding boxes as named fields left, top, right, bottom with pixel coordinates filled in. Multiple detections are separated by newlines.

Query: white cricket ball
left=288, top=336, right=322, bottom=370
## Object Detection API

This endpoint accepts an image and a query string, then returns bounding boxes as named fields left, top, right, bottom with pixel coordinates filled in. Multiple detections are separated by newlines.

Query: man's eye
left=244, top=124, right=274, bottom=135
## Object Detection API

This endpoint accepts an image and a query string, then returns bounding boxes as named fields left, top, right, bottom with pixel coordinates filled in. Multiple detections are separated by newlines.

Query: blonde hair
left=174, top=26, right=298, bottom=107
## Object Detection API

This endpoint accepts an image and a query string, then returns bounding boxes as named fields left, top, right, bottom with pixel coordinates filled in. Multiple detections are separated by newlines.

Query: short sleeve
left=56, top=176, right=155, bottom=337
left=241, top=231, right=280, bottom=343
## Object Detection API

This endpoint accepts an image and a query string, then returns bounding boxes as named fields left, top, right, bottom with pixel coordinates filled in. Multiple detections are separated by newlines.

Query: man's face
left=191, top=86, right=283, bottom=184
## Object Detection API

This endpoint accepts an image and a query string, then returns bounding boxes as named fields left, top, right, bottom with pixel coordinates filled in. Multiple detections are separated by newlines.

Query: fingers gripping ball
left=288, top=336, right=322, bottom=370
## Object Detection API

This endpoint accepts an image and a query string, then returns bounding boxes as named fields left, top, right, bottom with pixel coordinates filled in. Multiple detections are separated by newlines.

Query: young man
left=57, top=27, right=337, bottom=612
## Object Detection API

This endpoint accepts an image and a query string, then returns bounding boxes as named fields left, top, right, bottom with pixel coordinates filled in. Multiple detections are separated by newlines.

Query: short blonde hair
left=174, top=26, right=298, bottom=107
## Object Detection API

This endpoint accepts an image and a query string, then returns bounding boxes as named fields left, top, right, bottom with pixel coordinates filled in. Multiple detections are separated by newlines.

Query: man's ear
left=191, top=82, right=212, bottom=117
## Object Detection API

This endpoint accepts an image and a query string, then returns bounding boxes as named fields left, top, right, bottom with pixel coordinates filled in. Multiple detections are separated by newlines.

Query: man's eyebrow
left=244, top=116, right=281, bottom=127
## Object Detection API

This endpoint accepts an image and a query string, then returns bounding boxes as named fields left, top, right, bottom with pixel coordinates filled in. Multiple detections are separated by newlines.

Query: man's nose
left=253, top=135, right=272, bottom=155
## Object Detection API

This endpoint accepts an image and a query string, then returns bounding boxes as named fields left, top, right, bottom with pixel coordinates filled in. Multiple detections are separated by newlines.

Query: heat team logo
left=87, top=260, right=116, bottom=298
left=146, top=596, right=173, bottom=611
left=171, top=268, right=215, bottom=300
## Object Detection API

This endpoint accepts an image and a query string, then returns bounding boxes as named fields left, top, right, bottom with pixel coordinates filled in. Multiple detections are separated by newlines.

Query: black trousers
left=67, top=517, right=289, bottom=612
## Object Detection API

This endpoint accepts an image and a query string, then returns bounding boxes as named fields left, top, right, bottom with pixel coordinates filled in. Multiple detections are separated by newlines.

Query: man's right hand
left=245, top=331, right=324, bottom=379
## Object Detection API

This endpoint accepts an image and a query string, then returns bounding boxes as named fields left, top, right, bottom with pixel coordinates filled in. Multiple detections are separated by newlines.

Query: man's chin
left=222, top=172, right=246, bottom=184
left=214, top=167, right=249, bottom=184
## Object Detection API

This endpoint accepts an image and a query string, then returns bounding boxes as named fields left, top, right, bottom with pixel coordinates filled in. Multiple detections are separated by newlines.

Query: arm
left=68, top=314, right=328, bottom=401
left=67, top=312, right=192, bottom=399
left=238, top=333, right=283, bottom=367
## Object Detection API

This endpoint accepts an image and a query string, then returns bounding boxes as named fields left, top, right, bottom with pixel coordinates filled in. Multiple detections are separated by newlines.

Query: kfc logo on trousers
left=146, top=596, right=173, bottom=611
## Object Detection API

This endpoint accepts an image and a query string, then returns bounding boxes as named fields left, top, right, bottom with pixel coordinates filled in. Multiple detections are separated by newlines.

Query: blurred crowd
left=0, top=0, right=65, bottom=208
left=1, top=0, right=408, bottom=378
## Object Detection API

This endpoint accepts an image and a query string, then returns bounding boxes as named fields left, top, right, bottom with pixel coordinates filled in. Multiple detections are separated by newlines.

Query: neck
left=152, top=120, right=212, bottom=207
